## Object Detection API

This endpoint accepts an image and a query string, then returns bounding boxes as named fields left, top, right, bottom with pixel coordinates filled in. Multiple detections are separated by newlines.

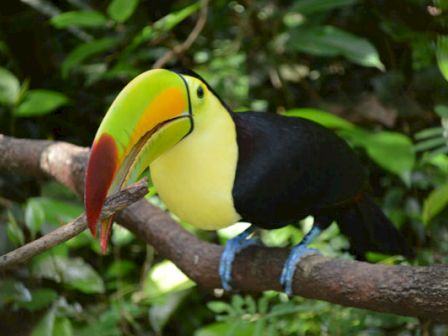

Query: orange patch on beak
left=128, top=87, right=187, bottom=155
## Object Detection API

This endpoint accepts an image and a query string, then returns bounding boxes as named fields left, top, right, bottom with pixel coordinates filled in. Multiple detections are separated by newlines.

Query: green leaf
left=0, top=67, right=20, bottom=106
left=415, top=127, right=444, bottom=140
left=74, top=309, right=120, bottom=336
left=153, top=2, right=200, bottom=32
left=15, top=90, right=69, bottom=117
left=414, top=137, right=447, bottom=152
left=139, top=261, right=194, bottom=301
left=35, top=197, right=82, bottom=225
left=32, top=256, right=105, bottom=294
left=106, top=260, right=137, bottom=279
left=123, top=2, right=200, bottom=55
left=423, top=182, right=448, bottom=224
left=149, top=290, right=190, bottom=333
left=6, top=211, right=24, bottom=247
left=284, top=108, right=355, bottom=130
left=289, top=25, right=384, bottom=70
left=349, top=130, right=415, bottom=177
left=207, top=301, right=233, bottom=314
left=108, top=0, right=139, bottom=23
left=32, top=307, right=56, bottom=336
left=50, top=11, right=108, bottom=29
left=292, top=0, right=356, bottom=16
left=437, top=36, right=448, bottom=82
left=25, top=199, right=45, bottom=239
left=435, top=104, right=448, bottom=118
left=62, top=37, right=119, bottom=78
left=53, top=318, right=73, bottom=336
left=0, top=280, right=31, bottom=308
left=15, top=288, right=58, bottom=312
left=194, top=321, right=255, bottom=336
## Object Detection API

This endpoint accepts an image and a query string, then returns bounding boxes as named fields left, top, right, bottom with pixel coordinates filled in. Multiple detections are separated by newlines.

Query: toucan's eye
left=197, top=86, right=204, bottom=99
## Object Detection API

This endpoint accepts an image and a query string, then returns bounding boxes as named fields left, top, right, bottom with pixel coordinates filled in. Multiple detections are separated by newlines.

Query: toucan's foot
left=280, top=245, right=320, bottom=297
left=219, top=226, right=259, bottom=292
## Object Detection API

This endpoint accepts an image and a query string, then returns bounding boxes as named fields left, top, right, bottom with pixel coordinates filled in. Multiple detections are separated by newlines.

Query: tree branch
left=0, top=178, right=148, bottom=270
left=0, top=134, right=447, bottom=321
left=152, top=0, right=209, bottom=69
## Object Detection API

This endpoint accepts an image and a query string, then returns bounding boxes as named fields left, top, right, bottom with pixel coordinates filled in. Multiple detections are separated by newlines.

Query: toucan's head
left=84, top=69, right=220, bottom=253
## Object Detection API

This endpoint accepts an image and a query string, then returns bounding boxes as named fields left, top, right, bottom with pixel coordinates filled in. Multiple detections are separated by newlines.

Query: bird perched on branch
left=84, top=69, right=413, bottom=295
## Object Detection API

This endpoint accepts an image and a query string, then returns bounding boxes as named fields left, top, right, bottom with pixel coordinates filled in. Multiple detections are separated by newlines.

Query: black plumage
left=230, top=112, right=413, bottom=258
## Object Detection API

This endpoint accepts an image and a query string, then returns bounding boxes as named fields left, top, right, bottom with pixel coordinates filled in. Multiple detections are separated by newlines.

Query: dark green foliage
left=0, top=0, right=447, bottom=334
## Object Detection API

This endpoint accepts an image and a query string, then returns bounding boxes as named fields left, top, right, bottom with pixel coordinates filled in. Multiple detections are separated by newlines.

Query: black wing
left=230, top=112, right=366, bottom=229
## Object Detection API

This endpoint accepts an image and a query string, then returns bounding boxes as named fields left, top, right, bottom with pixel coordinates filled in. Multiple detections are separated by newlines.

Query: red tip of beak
left=85, top=134, right=118, bottom=238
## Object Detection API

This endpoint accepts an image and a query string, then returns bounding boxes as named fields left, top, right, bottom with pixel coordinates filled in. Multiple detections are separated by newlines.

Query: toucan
left=85, top=69, right=413, bottom=295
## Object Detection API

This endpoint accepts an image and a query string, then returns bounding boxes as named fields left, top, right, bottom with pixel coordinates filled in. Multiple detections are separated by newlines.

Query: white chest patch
left=150, top=107, right=241, bottom=230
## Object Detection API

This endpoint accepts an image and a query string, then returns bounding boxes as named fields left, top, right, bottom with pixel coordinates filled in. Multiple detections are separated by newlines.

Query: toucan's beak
left=85, top=69, right=193, bottom=253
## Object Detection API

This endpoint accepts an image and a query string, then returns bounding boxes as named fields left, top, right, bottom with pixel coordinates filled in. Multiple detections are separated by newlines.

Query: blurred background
left=0, top=0, right=448, bottom=335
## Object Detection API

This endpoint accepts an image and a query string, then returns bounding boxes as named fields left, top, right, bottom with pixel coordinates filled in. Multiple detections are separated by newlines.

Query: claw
left=219, top=226, right=259, bottom=291
left=280, top=245, right=320, bottom=296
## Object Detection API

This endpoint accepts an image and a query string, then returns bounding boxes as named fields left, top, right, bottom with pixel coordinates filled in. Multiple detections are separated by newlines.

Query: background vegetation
left=0, top=0, right=448, bottom=335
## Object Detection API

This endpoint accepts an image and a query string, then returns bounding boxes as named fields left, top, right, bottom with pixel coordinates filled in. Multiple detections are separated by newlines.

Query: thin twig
left=0, top=178, right=148, bottom=270
left=152, top=0, right=209, bottom=69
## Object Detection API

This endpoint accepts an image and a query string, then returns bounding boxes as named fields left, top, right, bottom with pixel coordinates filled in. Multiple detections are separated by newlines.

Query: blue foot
left=219, top=226, right=259, bottom=291
left=280, top=245, right=320, bottom=296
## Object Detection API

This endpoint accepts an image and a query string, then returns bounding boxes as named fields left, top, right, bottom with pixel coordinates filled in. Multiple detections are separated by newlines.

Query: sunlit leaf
left=50, top=11, right=108, bottom=29
left=437, top=36, right=448, bottom=82
left=292, top=0, right=356, bottom=16
left=108, top=0, right=139, bottom=23
left=0, top=66, right=20, bottom=106
left=423, top=182, right=448, bottom=224
left=289, top=26, right=384, bottom=70
left=15, top=90, right=69, bottom=117
left=32, top=256, right=105, bottom=294
left=62, top=37, right=119, bottom=78
left=284, top=108, right=355, bottom=130
left=138, top=261, right=194, bottom=301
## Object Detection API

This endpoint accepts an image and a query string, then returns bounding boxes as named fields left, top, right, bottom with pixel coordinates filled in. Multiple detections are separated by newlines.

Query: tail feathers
left=336, top=195, right=414, bottom=259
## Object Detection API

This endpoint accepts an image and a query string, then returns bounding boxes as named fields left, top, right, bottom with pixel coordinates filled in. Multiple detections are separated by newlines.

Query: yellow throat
left=150, top=89, right=241, bottom=230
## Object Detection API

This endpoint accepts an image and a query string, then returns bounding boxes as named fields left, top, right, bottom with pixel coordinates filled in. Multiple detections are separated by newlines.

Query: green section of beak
left=85, top=68, right=193, bottom=253
left=94, top=69, right=190, bottom=158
